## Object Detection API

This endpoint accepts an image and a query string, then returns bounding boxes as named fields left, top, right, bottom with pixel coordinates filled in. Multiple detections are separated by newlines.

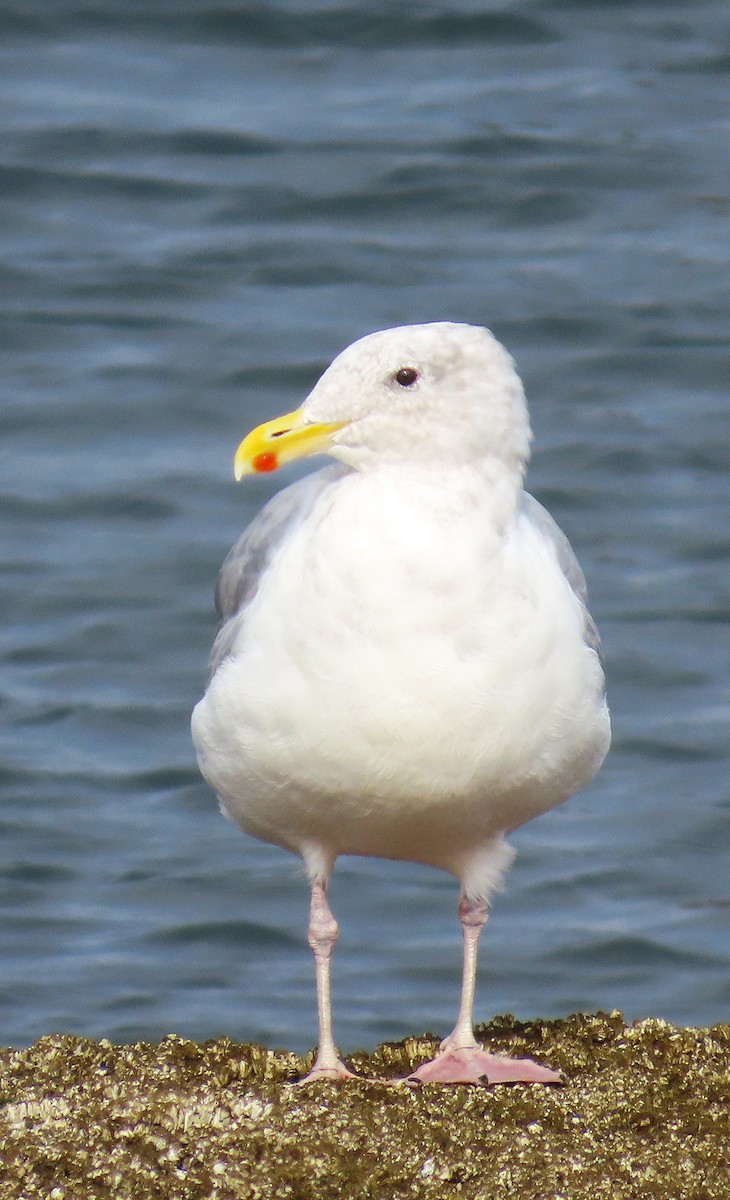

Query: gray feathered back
left=520, top=492, right=601, bottom=659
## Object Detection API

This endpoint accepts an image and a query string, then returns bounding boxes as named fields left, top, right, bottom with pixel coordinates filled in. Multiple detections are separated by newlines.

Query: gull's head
left=234, top=322, right=531, bottom=479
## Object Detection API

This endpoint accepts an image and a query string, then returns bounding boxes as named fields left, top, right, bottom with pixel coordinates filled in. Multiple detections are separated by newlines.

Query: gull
left=192, top=322, right=610, bottom=1084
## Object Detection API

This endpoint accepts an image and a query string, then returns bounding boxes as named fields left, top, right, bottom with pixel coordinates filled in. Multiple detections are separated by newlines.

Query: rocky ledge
left=0, top=1012, right=727, bottom=1199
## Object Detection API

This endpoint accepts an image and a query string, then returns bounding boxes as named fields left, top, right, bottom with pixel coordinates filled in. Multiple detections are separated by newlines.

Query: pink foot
left=403, top=1046, right=562, bottom=1086
left=297, top=1058, right=359, bottom=1084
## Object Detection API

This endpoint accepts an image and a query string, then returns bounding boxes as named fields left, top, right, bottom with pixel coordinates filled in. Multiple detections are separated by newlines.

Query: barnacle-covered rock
left=0, top=1013, right=727, bottom=1199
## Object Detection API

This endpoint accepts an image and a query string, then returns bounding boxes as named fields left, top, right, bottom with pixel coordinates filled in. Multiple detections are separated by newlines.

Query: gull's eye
left=394, top=367, right=419, bottom=387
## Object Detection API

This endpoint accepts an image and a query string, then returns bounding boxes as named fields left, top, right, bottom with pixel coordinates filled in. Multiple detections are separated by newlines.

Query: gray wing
left=209, top=464, right=350, bottom=678
left=520, top=491, right=602, bottom=658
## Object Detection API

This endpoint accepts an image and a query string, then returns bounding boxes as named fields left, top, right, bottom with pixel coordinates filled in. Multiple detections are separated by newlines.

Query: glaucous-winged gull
left=192, top=322, right=610, bottom=1084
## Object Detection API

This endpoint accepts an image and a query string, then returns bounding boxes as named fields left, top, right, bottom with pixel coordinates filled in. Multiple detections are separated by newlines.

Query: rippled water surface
left=1, top=1, right=728, bottom=1051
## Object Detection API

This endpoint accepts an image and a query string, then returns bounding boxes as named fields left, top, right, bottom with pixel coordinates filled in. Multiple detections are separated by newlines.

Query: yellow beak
left=233, top=407, right=347, bottom=480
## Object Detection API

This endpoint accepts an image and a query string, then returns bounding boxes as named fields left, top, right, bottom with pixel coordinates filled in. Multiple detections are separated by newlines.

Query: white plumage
left=192, top=322, right=610, bottom=1084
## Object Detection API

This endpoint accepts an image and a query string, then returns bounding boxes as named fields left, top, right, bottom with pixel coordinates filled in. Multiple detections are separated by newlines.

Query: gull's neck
left=346, top=455, right=525, bottom=534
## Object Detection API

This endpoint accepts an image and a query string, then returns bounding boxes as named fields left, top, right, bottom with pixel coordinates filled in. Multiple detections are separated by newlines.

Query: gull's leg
left=403, top=893, right=561, bottom=1085
left=298, top=877, right=357, bottom=1082
left=441, top=894, right=488, bottom=1051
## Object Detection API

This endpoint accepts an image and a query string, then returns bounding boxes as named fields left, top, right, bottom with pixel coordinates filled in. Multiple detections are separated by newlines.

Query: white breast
left=192, top=468, right=609, bottom=875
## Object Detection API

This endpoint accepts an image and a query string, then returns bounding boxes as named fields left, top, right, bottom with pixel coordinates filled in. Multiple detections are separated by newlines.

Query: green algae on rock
left=0, top=1013, right=727, bottom=1200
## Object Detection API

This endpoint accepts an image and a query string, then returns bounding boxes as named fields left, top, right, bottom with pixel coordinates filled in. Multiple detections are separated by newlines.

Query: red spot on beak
left=252, top=451, right=279, bottom=473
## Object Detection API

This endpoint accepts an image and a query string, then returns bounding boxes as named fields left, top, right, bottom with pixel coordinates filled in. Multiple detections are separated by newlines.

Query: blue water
left=0, top=1, right=728, bottom=1052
